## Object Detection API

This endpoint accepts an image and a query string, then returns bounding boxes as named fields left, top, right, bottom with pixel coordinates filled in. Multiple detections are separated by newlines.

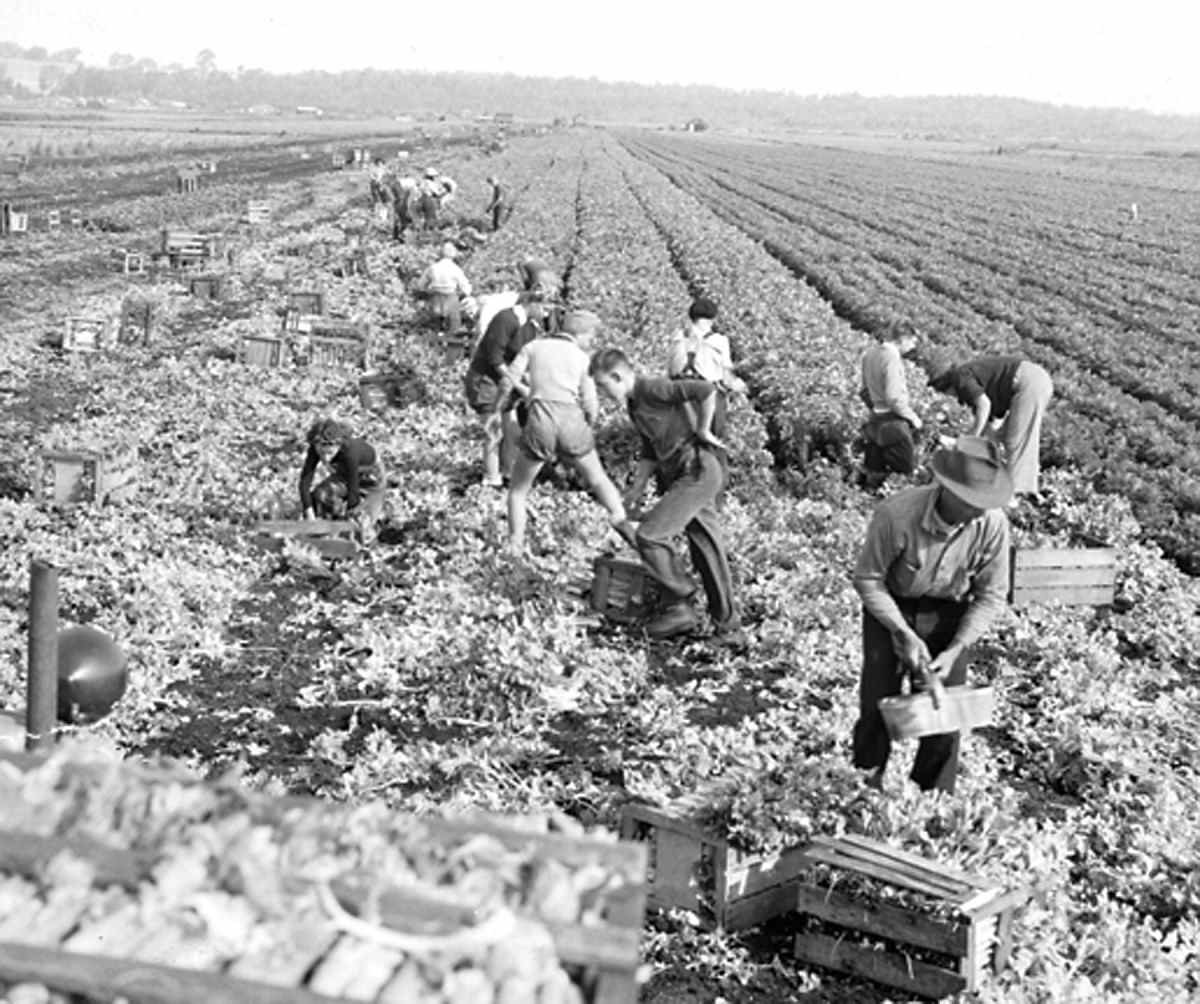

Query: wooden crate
left=34, top=448, right=138, bottom=507
left=338, top=250, right=368, bottom=277
left=793, top=835, right=1028, bottom=1000
left=161, top=229, right=215, bottom=268
left=254, top=519, right=359, bottom=558
left=309, top=336, right=366, bottom=369
left=62, top=317, right=108, bottom=354
left=4, top=208, right=28, bottom=235
left=69, top=208, right=83, bottom=228
left=0, top=761, right=647, bottom=1004
left=45, top=209, right=61, bottom=231
left=1010, top=546, right=1116, bottom=608
left=118, top=249, right=146, bottom=275
left=176, top=168, right=200, bottom=193
left=245, top=201, right=272, bottom=225
left=288, top=290, right=325, bottom=316
left=358, top=375, right=391, bottom=412
left=240, top=335, right=286, bottom=368
left=188, top=275, right=225, bottom=301
left=119, top=300, right=154, bottom=345
left=590, top=556, right=658, bottom=624
left=619, top=794, right=811, bottom=931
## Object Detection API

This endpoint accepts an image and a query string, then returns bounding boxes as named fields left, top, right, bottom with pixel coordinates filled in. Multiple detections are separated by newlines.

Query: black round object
left=57, top=625, right=128, bottom=724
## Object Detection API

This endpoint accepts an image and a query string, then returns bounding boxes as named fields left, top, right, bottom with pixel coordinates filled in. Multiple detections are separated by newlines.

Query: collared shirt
left=421, top=257, right=471, bottom=296
left=861, top=342, right=920, bottom=426
left=628, top=376, right=719, bottom=478
left=667, top=325, right=735, bottom=385
left=468, top=305, right=538, bottom=382
left=853, top=484, right=1010, bottom=649
left=508, top=334, right=598, bottom=421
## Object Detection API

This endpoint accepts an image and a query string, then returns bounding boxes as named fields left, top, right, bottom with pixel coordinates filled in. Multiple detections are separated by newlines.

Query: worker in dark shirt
left=463, top=294, right=546, bottom=487
left=590, top=348, right=745, bottom=648
left=299, top=419, right=386, bottom=542
left=485, top=176, right=505, bottom=231
left=930, top=355, right=1053, bottom=497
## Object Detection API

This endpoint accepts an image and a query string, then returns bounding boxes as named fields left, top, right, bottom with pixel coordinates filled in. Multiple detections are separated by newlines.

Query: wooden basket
left=34, top=448, right=138, bottom=507
left=878, top=685, right=995, bottom=741
left=794, top=835, right=1027, bottom=999
left=590, top=556, right=657, bottom=624
left=1010, top=546, right=1116, bottom=608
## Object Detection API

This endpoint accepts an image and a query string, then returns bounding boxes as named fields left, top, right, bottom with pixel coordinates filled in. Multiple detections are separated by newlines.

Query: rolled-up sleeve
left=952, top=516, right=1011, bottom=648
left=853, top=509, right=910, bottom=636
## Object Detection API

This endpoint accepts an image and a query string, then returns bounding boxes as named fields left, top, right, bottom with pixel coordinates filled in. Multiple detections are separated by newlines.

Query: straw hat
left=930, top=436, right=1013, bottom=510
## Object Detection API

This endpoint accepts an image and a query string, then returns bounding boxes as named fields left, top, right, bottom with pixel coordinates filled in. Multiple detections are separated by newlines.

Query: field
left=1, top=119, right=1199, bottom=1003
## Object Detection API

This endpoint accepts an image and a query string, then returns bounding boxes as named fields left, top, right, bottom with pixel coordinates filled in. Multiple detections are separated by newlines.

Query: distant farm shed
left=684, top=117, right=709, bottom=132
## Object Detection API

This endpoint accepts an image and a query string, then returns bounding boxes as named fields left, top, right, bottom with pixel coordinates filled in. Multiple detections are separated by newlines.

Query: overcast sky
left=5, top=0, right=1200, bottom=116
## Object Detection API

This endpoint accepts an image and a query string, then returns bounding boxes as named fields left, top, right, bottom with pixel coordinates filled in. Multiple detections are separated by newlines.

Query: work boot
left=646, top=601, right=699, bottom=640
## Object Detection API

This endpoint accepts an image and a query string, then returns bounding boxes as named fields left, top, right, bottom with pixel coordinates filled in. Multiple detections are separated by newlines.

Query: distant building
left=296, top=105, right=324, bottom=116
left=494, top=112, right=515, bottom=125
left=683, top=117, right=709, bottom=133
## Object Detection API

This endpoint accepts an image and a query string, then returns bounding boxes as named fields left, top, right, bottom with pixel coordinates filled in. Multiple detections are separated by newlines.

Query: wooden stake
left=26, top=560, right=58, bottom=751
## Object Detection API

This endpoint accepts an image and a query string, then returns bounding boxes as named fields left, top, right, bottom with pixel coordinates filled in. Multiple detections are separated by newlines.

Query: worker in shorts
left=418, top=242, right=472, bottom=335
left=590, top=348, right=745, bottom=647
left=464, top=292, right=546, bottom=487
left=930, top=354, right=1054, bottom=497
left=851, top=436, right=1011, bottom=793
left=299, top=418, right=386, bottom=544
left=859, top=320, right=923, bottom=488
left=504, top=310, right=634, bottom=556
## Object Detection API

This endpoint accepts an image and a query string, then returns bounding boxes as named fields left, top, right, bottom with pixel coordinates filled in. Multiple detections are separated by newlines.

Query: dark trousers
left=635, top=449, right=736, bottom=630
left=491, top=204, right=504, bottom=231
left=852, top=598, right=970, bottom=793
left=418, top=194, right=439, bottom=228
left=863, top=414, right=917, bottom=476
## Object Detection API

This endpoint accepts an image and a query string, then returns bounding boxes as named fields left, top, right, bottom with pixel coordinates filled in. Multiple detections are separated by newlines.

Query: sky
left=4, top=0, right=1200, bottom=116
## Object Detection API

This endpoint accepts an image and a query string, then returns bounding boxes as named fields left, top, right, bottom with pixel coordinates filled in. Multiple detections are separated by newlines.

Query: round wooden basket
left=878, top=684, right=996, bottom=740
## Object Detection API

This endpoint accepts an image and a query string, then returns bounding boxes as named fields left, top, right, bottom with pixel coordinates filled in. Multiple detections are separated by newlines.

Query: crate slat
left=835, top=835, right=988, bottom=895
left=1010, top=546, right=1116, bottom=608
left=1013, top=547, right=1116, bottom=569
left=803, top=843, right=960, bottom=900
left=795, top=883, right=967, bottom=956
left=794, top=930, right=965, bottom=1000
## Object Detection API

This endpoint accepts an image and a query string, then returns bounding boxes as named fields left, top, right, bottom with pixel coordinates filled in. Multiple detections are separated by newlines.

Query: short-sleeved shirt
left=945, top=356, right=1023, bottom=419
left=627, top=376, right=720, bottom=480
left=467, top=306, right=539, bottom=383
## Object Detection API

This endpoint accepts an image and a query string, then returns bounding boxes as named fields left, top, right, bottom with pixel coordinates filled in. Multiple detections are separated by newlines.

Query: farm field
left=620, top=130, right=1200, bottom=573
left=1, top=124, right=1199, bottom=1003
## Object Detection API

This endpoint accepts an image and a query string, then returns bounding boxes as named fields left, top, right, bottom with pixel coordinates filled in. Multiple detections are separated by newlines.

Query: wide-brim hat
left=930, top=435, right=1013, bottom=510
left=424, top=167, right=438, bottom=178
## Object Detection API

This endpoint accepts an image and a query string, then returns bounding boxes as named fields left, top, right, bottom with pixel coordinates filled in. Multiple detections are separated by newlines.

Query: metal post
left=26, top=560, right=59, bottom=751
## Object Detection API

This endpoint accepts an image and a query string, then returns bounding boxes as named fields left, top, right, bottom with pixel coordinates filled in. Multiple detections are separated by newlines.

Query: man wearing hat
left=485, top=176, right=506, bottom=231
left=418, top=242, right=472, bottom=335
left=504, top=310, right=634, bottom=556
left=851, top=436, right=1012, bottom=793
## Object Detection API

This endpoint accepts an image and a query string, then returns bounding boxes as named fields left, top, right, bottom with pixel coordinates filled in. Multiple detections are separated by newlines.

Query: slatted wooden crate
left=118, top=299, right=154, bottom=345
left=590, top=556, right=658, bottom=625
left=239, top=335, right=286, bottom=368
left=3, top=208, right=29, bottom=235
left=69, top=208, right=83, bottom=228
left=309, top=336, right=367, bottom=369
left=45, top=209, right=61, bottom=230
left=793, top=835, right=1028, bottom=1000
left=161, top=229, right=216, bottom=268
left=62, top=317, right=108, bottom=354
left=1010, top=546, right=1116, bottom=608
left=254, top=519, right=359, bottom=558
left=359, top=375, right=391, bottom=412
left=188, top=274, right=225, bottom=301
left=338, top=250, right=368, bottom=277
left=245, top=201, right=272, bottom=225
left=288, top=290, right=326, bottom=316
left=117, top=249, right=146, bottom=275
left=176, top=168, right=200, bottom=193
left=619, top=792, right=811, bottom=931
left=0, top=757, right=647, bottom=1004
left=34, top=447, right=138, bottom=506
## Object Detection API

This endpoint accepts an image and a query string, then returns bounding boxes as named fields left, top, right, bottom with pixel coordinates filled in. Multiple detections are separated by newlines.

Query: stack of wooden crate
left=33, top=447, right=138, bottom=507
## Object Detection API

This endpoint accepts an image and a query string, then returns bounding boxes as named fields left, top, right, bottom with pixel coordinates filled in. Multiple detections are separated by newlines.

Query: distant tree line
left=4, top=39, right=1200, bottom=145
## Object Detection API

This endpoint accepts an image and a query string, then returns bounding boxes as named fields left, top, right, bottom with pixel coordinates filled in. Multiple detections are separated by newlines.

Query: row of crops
left=1, top=129, right=1199, bottom=1001
left=620, top=131, right=1200, bottom=574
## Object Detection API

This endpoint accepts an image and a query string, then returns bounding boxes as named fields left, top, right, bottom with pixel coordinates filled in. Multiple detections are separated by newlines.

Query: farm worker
left=517, top=259, right=563, bottom=333
left=418, top=242, right=472, bottom=335
left=485, top=176, right=506, bottom=231
left=368, top=159, right=389, bottom=208
left=437, top=172, right=459, bottom=208
left=851, top=435, right=1011, bottom=793
left=930, top=355, right=1054, bottom=496
left=590, top=348, right=745, bottom=647
left=418, top=167, right=442, bottom=228
left=859, top=320, right=923, bottom=485
left=504, top=310, right=635, bottom=556
left=299, top=419, right=386, bottom=544
left=390, top=176, right=417, bottom=240
left=476, top=288, right=521, bottom=346
left=464, top=292, right=546, bottom=486
left=666, top=296, right=746, bottom=434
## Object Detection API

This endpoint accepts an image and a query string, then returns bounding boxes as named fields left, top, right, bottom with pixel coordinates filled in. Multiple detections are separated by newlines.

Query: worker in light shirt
left=666, top=298, right=745, bottom=436
left=859, top=319, right=923, bottom=487
left=851, top=436, right=1012, bottom=794
left=418, top=242, right=472, bottom=335
left=503, top=310, right=635, bottom=557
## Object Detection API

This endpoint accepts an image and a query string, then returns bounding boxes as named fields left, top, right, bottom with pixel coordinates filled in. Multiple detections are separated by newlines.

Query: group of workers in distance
left=368, top=161, right=459, bottom=239
left=295, top=211, right=1057, bottom=794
